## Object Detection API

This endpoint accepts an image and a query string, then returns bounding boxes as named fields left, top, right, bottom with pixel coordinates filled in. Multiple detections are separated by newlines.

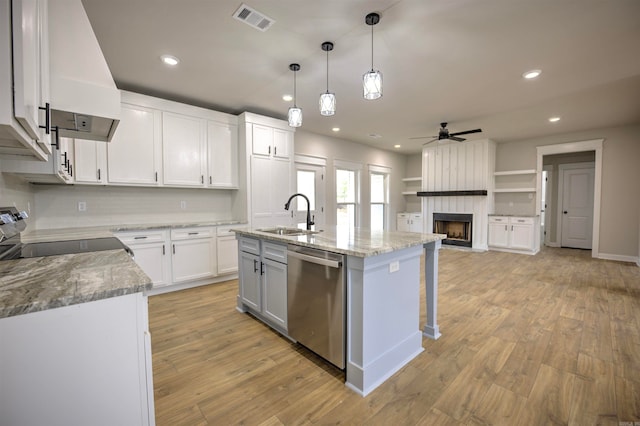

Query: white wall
left=31, top=185, right=235, bottom=229
left=294, top=130, right=408, bottom=229
left=495, top=123, right=640, bottom=260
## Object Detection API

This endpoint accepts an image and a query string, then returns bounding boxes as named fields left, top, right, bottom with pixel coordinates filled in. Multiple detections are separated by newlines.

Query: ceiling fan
left=410, top=122, right=482, bottom=144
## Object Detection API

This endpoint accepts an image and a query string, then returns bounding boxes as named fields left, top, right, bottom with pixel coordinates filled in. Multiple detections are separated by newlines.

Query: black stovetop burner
left=0, top=237, right=131, bottom=261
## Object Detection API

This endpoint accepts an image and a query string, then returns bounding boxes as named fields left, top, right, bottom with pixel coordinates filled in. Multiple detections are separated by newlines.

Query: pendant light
left=288, top=63, right=302, bottom=127
left=319, top=41, right=336, bottom=116
left=363, top=12, right=382, bottom=100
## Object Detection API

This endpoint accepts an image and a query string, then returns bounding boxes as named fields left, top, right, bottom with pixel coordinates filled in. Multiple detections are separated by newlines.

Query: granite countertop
left=20, top=220, right=245, bottom=243
left=488, top=214, right=540, bottom=217
left=0, top=249, right=151, bottom=319
left=233, top=226, right=446, bottom=257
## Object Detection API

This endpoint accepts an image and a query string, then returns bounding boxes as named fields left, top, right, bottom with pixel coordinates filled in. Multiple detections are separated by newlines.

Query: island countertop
left=233, top=226, right=446, bottom=257
left=0, top=249, right=152, bottom=319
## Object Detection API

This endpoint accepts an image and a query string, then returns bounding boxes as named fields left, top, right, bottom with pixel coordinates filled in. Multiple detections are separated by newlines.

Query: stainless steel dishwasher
left=287, top=244, right=346, bottom=369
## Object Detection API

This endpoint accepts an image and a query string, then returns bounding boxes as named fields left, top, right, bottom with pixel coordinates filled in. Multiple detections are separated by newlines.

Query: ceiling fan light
left=288, top=107, right=302, bottom=127
left=363, top=70, right=382, bottom=100
left=319, top=92, right=336, bottom=116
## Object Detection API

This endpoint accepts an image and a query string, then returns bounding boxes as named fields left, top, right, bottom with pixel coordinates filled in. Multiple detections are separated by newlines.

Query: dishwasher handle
left=287, top=250, right=342, bottom=268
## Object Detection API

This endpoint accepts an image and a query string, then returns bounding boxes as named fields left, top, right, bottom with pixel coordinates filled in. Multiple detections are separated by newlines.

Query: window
left=335, top=160, right=361, bottom=229
left=369, top=165, right=390, bottom=232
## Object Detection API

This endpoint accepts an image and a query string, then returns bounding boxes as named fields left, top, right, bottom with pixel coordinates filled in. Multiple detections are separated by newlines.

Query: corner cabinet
left=116, top=229, right=172, bottom=288
left=238, top=236, right=288, bottom=333
left=488, top=215, right=540, bottom=255
left=239, top=112, right=294, bottom=229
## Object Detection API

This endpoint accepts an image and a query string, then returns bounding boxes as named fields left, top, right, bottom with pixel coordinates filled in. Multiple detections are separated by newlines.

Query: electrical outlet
left=389, top=260, right=400, bottom=273
left=78, top=201, right=87, bottom=212
left=180, top=200, right=187, bottom=210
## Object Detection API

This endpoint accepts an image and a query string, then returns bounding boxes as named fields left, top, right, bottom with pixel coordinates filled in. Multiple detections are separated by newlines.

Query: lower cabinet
left=397, top=213, right=423, bottom=233
left=170, top=227, right=216, bottom=283
left=116, top=229, right=172, bottom=288
left=217, top=225, right=241, bottom=275
left=238, top=236, right=287, bottom=332
left=488, top=216, right=540, bottom=254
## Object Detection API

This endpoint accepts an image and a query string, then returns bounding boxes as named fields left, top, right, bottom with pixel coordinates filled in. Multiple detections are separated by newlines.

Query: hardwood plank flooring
left=149, top=247, right=640, bottom=425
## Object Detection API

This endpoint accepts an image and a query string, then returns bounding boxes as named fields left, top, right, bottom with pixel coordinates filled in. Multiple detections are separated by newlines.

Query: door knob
left=563, top=211, right=568, bottom=214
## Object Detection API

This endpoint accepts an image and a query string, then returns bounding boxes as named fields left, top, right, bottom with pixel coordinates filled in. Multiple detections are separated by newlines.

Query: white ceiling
left=81, top=0, right=640, bottom=154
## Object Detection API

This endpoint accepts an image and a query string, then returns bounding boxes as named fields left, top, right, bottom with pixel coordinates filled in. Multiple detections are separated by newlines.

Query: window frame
left=334, top=160, right=362, bottom=229
left=369, top=164, right=391, bottom=231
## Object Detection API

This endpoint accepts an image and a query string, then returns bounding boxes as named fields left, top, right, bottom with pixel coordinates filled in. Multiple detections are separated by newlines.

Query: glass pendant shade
left=363, top=70, right=383, bottom=100
left=319, top=92, right=336, bottom=116
left=288, top=106, right=302, bottom=127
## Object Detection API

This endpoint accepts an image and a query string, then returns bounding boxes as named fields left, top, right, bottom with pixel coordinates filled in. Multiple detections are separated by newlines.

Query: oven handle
left=287, top=250, right=342, bottom=269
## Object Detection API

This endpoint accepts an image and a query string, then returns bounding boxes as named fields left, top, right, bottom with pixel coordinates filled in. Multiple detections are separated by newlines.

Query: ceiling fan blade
left=421, top=138, right=438, bottom=145
left=409, top=135, right=438, bottom=140
left=449, top=128, right=482, bottom=137
left=449, top=136, right=465, bottom=142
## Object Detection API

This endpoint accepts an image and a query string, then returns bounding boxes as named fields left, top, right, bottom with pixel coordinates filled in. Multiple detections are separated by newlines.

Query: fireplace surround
left=433, top=213, right=473, bottom=247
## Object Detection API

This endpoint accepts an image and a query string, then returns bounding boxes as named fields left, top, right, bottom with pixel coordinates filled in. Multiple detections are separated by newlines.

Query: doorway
left=536, top=139, right=603, bottom=257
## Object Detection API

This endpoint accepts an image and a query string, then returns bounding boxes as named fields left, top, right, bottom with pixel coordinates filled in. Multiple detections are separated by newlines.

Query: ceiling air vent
left=232, top=3, right=275, bottom=32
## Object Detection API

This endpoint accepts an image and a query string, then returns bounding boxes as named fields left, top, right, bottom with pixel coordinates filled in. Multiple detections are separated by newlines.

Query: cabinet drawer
left=171, top=227, right=214, bottom=240
left=488, top=216, right=508, bottom=224
left=239, top=236, right=260, bottom=255
left=511, top=217, right=534, bottom=225
left=263, top=242, right=287, bottom=264
left=116, top=230, right=168, bottom=244
left=217, top=225, right=245, bottom=237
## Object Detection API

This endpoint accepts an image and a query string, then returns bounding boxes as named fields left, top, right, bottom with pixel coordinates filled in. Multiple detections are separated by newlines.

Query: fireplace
left=433, top=213, right=473, bottom=247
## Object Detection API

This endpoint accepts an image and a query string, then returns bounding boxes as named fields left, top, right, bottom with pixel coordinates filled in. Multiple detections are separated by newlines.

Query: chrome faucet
left=284, top=193, right=314, bottom=230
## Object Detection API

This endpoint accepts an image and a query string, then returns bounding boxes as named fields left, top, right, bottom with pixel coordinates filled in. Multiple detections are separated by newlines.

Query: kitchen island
left=234, top=226, right=445, bottom=396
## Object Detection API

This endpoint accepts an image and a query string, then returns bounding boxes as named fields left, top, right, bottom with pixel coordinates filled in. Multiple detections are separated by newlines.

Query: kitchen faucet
left=284, top=193, right=314, bottom=230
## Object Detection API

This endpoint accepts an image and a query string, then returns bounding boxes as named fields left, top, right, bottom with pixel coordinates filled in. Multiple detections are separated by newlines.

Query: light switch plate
left=389, top=260, right=400, bottom=273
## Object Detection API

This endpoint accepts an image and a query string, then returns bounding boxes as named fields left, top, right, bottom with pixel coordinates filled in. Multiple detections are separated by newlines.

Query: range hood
left=48, top=0, right=120, bottom=142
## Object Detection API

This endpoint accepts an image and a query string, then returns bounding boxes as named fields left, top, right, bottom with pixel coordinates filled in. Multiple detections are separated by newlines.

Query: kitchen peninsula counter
left=234, top=226, right=446, bottom=396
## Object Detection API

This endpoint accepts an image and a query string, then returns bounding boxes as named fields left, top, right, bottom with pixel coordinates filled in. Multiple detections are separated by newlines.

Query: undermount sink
left=257, top=227, right=320, bottom=236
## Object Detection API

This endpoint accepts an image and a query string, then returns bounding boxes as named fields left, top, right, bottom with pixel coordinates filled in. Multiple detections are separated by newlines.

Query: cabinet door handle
left=134, top=236, right=148, bottom=240
left=97, top=168, right=101, bottom=180
left=274, top=146, right=277, bottom=156
left=69, top=164, right=73, bottom=177
left=201, top=175, right=204, bottom=184
left=162, top=244, right=165, bottom=255
left=188, top=232, right=199, bottom=235
left=260, top=261, right=265, bottom=275
left=155, top=172, right=158, bottom=182
left=268, top=146, right=271, bottom=155
left=209, top=176, right=212, bottom=185
left=511, top=226, right=514, bottom=231
left=504, top=225, right=507, bottom=231
left=172, top=244, right=176, bottom=254
left=253, top=259, right=258, bottom=273
left=38, top=102, right=50, bottom=134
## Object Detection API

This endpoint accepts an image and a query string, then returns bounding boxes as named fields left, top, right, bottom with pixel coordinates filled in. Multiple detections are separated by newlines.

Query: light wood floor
left=149, top=247, right=640, bottom=425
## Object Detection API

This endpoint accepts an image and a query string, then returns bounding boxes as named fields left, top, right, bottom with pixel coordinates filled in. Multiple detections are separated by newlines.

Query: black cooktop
left=0, top=237, right=131, bottom=260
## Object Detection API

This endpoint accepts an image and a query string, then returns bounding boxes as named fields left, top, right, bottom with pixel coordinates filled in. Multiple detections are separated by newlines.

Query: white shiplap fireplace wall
left=421, top=139, right=496, bottom=250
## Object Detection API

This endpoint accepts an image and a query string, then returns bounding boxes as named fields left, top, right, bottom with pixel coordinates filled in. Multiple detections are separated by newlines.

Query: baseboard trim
left=597, top=252, right=639, bottom=264
left=545, top=242, right=560, bottom=248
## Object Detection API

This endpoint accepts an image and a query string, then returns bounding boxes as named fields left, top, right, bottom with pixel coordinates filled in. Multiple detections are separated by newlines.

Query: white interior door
left=542, top=166, right=553, bottom=246
left=294, top=161, right=326, bottom=229
left=560, top=163, right=595, bottom=249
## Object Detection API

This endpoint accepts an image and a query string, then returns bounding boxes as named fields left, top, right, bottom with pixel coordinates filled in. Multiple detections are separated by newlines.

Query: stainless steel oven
left=286, top=244, right=346, bottom=369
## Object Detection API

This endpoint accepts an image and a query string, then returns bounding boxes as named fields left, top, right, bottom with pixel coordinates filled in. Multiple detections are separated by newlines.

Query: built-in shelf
left=402, top=177, right=422, bottom=182
left=493, top=169, right=536, bottom=176
left=418, top=190, right=488, bottom=197
left=402, top=177, right=422, bottom=196
left=402, top=191, right=418, bottom=196
left=493, top=188, right=536, bottom=193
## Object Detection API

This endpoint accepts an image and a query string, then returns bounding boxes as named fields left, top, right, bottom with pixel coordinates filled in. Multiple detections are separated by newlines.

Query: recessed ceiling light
left=523, top=69, right=541, bottom=79
left=394, top=144, right=401, bottom=149
left=332, top=127, right=340, bottom=132
left=548, top=116, right=561, bottom=122
left=368, top=133, right=382, bottom=139
left=160, top=54, right=179, bottom=66
left=282, top=94, right=293, bottom=102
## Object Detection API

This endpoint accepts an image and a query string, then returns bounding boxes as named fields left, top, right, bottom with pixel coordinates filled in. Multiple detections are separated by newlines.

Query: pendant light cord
left=326, top=49, right=330, bottom=92
left=293, top=69, right=297, bottom=108
left=371, top=24, right=374, bottom=71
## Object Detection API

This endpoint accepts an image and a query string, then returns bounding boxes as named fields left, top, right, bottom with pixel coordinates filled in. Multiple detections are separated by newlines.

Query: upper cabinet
left=107, top=102, right=162, bottom=186
left=207, top=120, right=238, bottom=188
left=252, top=124, right=291, bottom=159
left=0, top=0, right=50, bottom=160
left=74, top=138, right=106, bottom=184
left=162, top=111, right=206, bottom=187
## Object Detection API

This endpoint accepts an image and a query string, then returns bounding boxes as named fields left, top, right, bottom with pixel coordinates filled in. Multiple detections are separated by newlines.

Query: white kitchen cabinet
left=170, top=227, right=216, bottom=283
left=0, top=293, right=154, bottom=426
left=108, top=102, right=162, bottom=185
left=238, top=236, right=287, bottom=332
left=488, top=215, right=539, bottom=254
left=0, top=135, right=73, bottom=183
left=217, top=225, right=241, bottom=275
left=73, top=138, right=107, bottom=184
left=207, top=120, right=238, bottom=188
left=116, top=230, right=172, bottom=288
left=250, top=155, right=292, bottom=228
left=397, top=213, right=423, bottom=232
left=0, top=0, right=50, bottom=160
left=163, top=111, right=206, bottom=187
